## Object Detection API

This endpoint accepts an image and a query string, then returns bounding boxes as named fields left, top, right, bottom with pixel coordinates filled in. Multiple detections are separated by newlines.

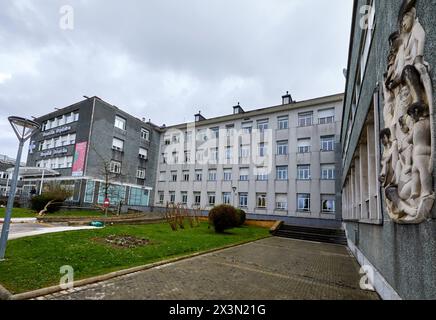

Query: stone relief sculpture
left=380, top=0, right=434, bottom=224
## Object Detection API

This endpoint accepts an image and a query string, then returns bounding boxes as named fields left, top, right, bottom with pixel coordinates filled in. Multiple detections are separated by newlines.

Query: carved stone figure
left=380, top=0, right=434, bottom=224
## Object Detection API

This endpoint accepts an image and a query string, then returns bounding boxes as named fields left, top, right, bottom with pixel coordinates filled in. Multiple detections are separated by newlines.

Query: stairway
left=273, top=224, right=348, bottom=246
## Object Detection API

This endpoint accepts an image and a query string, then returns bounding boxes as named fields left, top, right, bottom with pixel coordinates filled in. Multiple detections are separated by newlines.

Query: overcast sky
left=0, top=0, right=353, bottom=160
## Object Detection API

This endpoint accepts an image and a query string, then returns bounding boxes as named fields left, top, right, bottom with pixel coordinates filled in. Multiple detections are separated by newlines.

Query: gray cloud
left=0, top=0, right=352, bottom=160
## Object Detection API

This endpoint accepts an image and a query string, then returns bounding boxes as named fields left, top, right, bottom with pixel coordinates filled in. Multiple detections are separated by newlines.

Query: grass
left=0, top=222, right=270, bottom=294
left=0, top=208, right=36, bottom=218
left=0, top=208, right=107, bottom=219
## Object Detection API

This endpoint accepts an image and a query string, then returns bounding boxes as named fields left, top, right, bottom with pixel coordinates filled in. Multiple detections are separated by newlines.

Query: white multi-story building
left=154, top=92, right=343, bottom=227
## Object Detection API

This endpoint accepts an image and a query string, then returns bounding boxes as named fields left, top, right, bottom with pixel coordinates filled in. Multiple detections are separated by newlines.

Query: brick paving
left=40, top=237, right=379, bottom=300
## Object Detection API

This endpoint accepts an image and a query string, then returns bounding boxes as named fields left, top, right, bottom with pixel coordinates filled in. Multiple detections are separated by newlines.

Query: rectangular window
left=208, top=193, right=216, bottom=206
left=139, top=148, right=148, bottom=159
left=298, top=194, right=311, bottom=212
left=73, top=112, right=80, bottom=122
left=208, top=170, right=217, bottom=181
left=115, top=116, right=126, bottom=130
left=141, top=128, right=150, bottom=141
left=84, top=180, right=95, bottom=203
left=110, top=160, right=122, bottom=174
left=171, top=171, right=178, bottom=182
left=194, top=192, right=201, bottom=206
left=183, top=171, right=190, bottom=182
left=298, top=112, right=313, bottom=127
left=240, top=145, right=250, bottom=159
left=225, top=147, right=233, bottom=160
left=169, top=192, right=176, bottom=204
left=184, top=151, right=191, bottom=163
left=321, top=136, right=335, bottom=152
left=223, top=169, right=232, bottom=181
left=239, top=193, right=248, bottom=208
left=321, top=195, right=336, bottom=213
left=297, top=165, right=311, bottom=180
left=276, top=166, right=288, bottom=181
left=278, top=116, right=289, bottom=130
left=211, top=148, right=219, bottom=161
left=239, top=168, right=249, bottom=181
left=226, top=125, right=235, bottom=136
left=159, top=171, right=166, bottom=182
left=277, top=141, right=288, bottom=155
left=69, top=133, right=76, bottom=145
left=242, top=122, right=253, bottom=134
left=158, top=191, right=164, bottom=204
left=181, top=192, right=188, bottom=205
left=222, top=192, right=231, bottom=205
left=136, top=169, right=146, bottom=179
left=318, top=108, right=335, bottom=124
left=112, top=138, right=124, bottom=151
left=298, top=138, right=311, bottom=153
left=257, top=120, right=269, bottom=132
left=128, top=187, right=149, bottom=206
left=259, top=143, right=267, bottom=157
left=321, top=165, right=335, bottom=180
left=276, top=194, right=288, bottom=210
left=256, top=168, right=269, bottom=181
left=257, top=194, right=267, bottom=208
left=195, top=170, right=203, bottom=181
left=210, top=127, right=220, bottom=139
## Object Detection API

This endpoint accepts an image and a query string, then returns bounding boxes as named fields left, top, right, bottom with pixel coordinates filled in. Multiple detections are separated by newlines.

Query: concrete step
left=274, top=229, right=348, bottom=245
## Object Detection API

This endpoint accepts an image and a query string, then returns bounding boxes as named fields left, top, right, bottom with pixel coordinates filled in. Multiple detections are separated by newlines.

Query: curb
left=269, top=221, right=284, bottom=233
left=0, top=283, right=12, bottom=301
left=11, top=235, right=271, bottom=300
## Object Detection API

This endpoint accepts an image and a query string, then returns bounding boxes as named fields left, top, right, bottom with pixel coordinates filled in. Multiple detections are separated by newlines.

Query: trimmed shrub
left=208, top=205, right=239, bottom=233
left=236, top=209, right=247, bottom=226
left=30, top=190, right=70, bottom=213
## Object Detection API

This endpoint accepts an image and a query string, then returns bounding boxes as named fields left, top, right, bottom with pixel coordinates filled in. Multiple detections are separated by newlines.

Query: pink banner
left=72, top=142, right=87, bottom=177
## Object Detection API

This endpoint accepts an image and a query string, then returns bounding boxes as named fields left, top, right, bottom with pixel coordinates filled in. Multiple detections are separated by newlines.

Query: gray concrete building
left=155, top=93, right=344, bottom=228
left=341, top=0, right=436, bottom=299
left=25, top=96, right=161, bottom=207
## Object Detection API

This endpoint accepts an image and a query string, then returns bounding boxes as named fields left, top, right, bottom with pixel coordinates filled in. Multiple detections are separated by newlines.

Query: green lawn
left=0, top=208, right=106, bottom=219
left=0, top=222, right=270, bottom=294
left=0, top=208, right=36, bottom=218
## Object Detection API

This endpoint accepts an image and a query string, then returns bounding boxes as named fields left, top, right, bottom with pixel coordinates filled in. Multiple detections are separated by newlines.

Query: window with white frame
left=137, top=168, right=146, bottom=179
left=239, top=193, right=248, bottom=208
left=141, top=128, right=150, bottom=141
left=321, top=136, right=335, bottom=152
left=73, top=112, right=79, bottom=122
left=210, top=127, right=220, bottom=139
left=226, top=125, right=234, bottom=136
left=259, top=143, right=267, bottom=157
left=110, top=160, right=122, bottom=174
left=211, top=148, right=219, bottom=161
left=257, top=194, right=267, bottom=208
left=195, top=170, right=203, bottom=181
left=321, top=165, right=336, bottom=180
left=297, top=138, right=311, bottom=153
left=139, top=148, right=148, bottom=160
left=223, top=169, right=232, bottom=181
left=276, top=194, right=288, bottom=210
left=158, top=191, right=164, bottom=204
left=114, top=116, right=126, bottom=130
left=239, top=145, right=250, bottom=159
left=276, top=166, right=288, bottom=180
left=277, top=116, right=289, bottom=130
left=242, top=122, right=253, bottom=134
left=112, top=138, right=124, bottom=151
left=257, top=119, right=269, bottom=132
left=297, top=194, right=311, bottom=212
left=194, top=192, right=201, bottom=205
left=208, top=170, right=217, bottom=181
left=256, top=167, right=269, bottom=181
left=222, top=192, right=231, bottom=205
left=169, top=191, right=176, bottom=204
left=208, top=193, right=216, bottom=206
left=277, top=141, right=288, bottom=155
left=181, top=192, right=188, bottom=204
left=239, top=168, right=249, bottom=181
left=183, top=170, right=190, bottom=181
left=318, top=108, right=335, bottom=124
left=225, top=146, right=232, bottom=160
left=298, top=112, right=313, bottom=127
left=171, top=171, right=177, bottom=182
left=159, top=171, right=166, bottom=181
left=297, top=165, right=311, bottom=180
left=321, top=195, right=336, bottom=213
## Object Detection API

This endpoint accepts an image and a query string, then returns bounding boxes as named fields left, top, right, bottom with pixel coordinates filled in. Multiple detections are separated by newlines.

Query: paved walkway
left=41, top=237, right=379, bottom=300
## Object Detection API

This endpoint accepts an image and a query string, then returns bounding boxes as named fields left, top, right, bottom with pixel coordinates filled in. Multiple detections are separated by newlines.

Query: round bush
left=208, top=205, right=239, bottom=233
left=30, top=192, right=68, bottom=213
left=236, top=209, right=246, bottom=226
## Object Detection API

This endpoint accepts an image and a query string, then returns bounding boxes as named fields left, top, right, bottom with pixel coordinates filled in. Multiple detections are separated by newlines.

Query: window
left=141, top=128, right=150, bottom=141
left=69, top=133, right=76, bottom=145
left=181, top=192, right=188, bottom=205
left=210, top=127, right=220, bottom=139
left=158, top=191, right=164, bottom=204
left=321, top=136, right=335, bottom=152
left=257, top=194, right=267, bottom=208
left=225, top=147, right=232, bottom=160
left=211, top=148, right=219, bottom=161
left=171, top=171, right=178, bottom=182
left=277, top=141, right=288, bottom=155
left=223, top=169, right=232, bottom=181
left=259, top=143, right=267, bottom=157
left=128, top=187, right=149, bottom=206
left=242, top=122, right=253, bottom=134
left=226, top=125, right=235, bottom=136
left=172, top=151, right=179, bottom=163
left=318, top=108, right=335, bottom=124
left=164, top=138, right=171, bottom=145
left=66, top=156, right=73, bottom=168
left=257, top=120, right=269, bottom=132
left=297, top=165, right=311, bottom=180
left=298, top=112, right=313, bottom=127
left=276, top=166, right=288, bottom=180
left=239, top=168, right=249, bottom=181
left=276, top=194, right=288, bottom=210
left=278, top=116, right=289, bottom=130
left=208, top=170, right=217, bottom=181
left=239, top=193, right=248, bottom=208
left=112, top=138, right=124, bottom=151
left=84, top=180, right=95, bottom=203
left=298, top=194, right=311, bottom=212
left=54, top=138, right=60, bottom=148
left=195, top=170, right=203, bottom=181
left=194, top=192, right=201, bottom=206
left=240, top=145, right=250, bottom=159
left=169, top=192, right=176, bottom=204
left=321, top=165, right=335, bottom=180
left=322, top=195, right=336, bottom=213
left=136, top=169, right=146, bottom=179
left=161, top=153, right=167, bottom=164
left=183, top=171, right=190, bottom=182
left=139, top=148, right=148, bottom=160
left=184, top=151, right=191, bottom=163
left=222, top=192, right=231, bottom=205
left=110, top=160, right=122, bottom=174
left=256, top=168, right=269, bottom=181
left=172, top=134, right=180, bottom=144
left=298, top=139, right=311, bottom=153
left=159, top=171, right=166, bottom=182
left=115, top=116, right=126, bottom=130
left=208, top=193, right=216, bottom=206
left=73, top=112, right=80, bottom=122
left=197, top=129, right=207, bottom=142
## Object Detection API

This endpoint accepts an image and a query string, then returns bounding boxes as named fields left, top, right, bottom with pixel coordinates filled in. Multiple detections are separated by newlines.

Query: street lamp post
left=0, top=117, right=40, bottom=261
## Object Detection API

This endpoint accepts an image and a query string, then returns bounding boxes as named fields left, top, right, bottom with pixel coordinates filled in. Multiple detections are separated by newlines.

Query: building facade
left=155, top=93, right=343, bottom=228
left=25, top=96, right=161, bottom=207
left=341, top=0, right=436, bottom=299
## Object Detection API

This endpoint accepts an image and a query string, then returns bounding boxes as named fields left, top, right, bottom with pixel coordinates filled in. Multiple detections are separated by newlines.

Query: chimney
left=282, top=91, right=293, bottom=105
left=195, top=111, right=206, bottom=122
left=233, top=102, right=245, bottom=115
